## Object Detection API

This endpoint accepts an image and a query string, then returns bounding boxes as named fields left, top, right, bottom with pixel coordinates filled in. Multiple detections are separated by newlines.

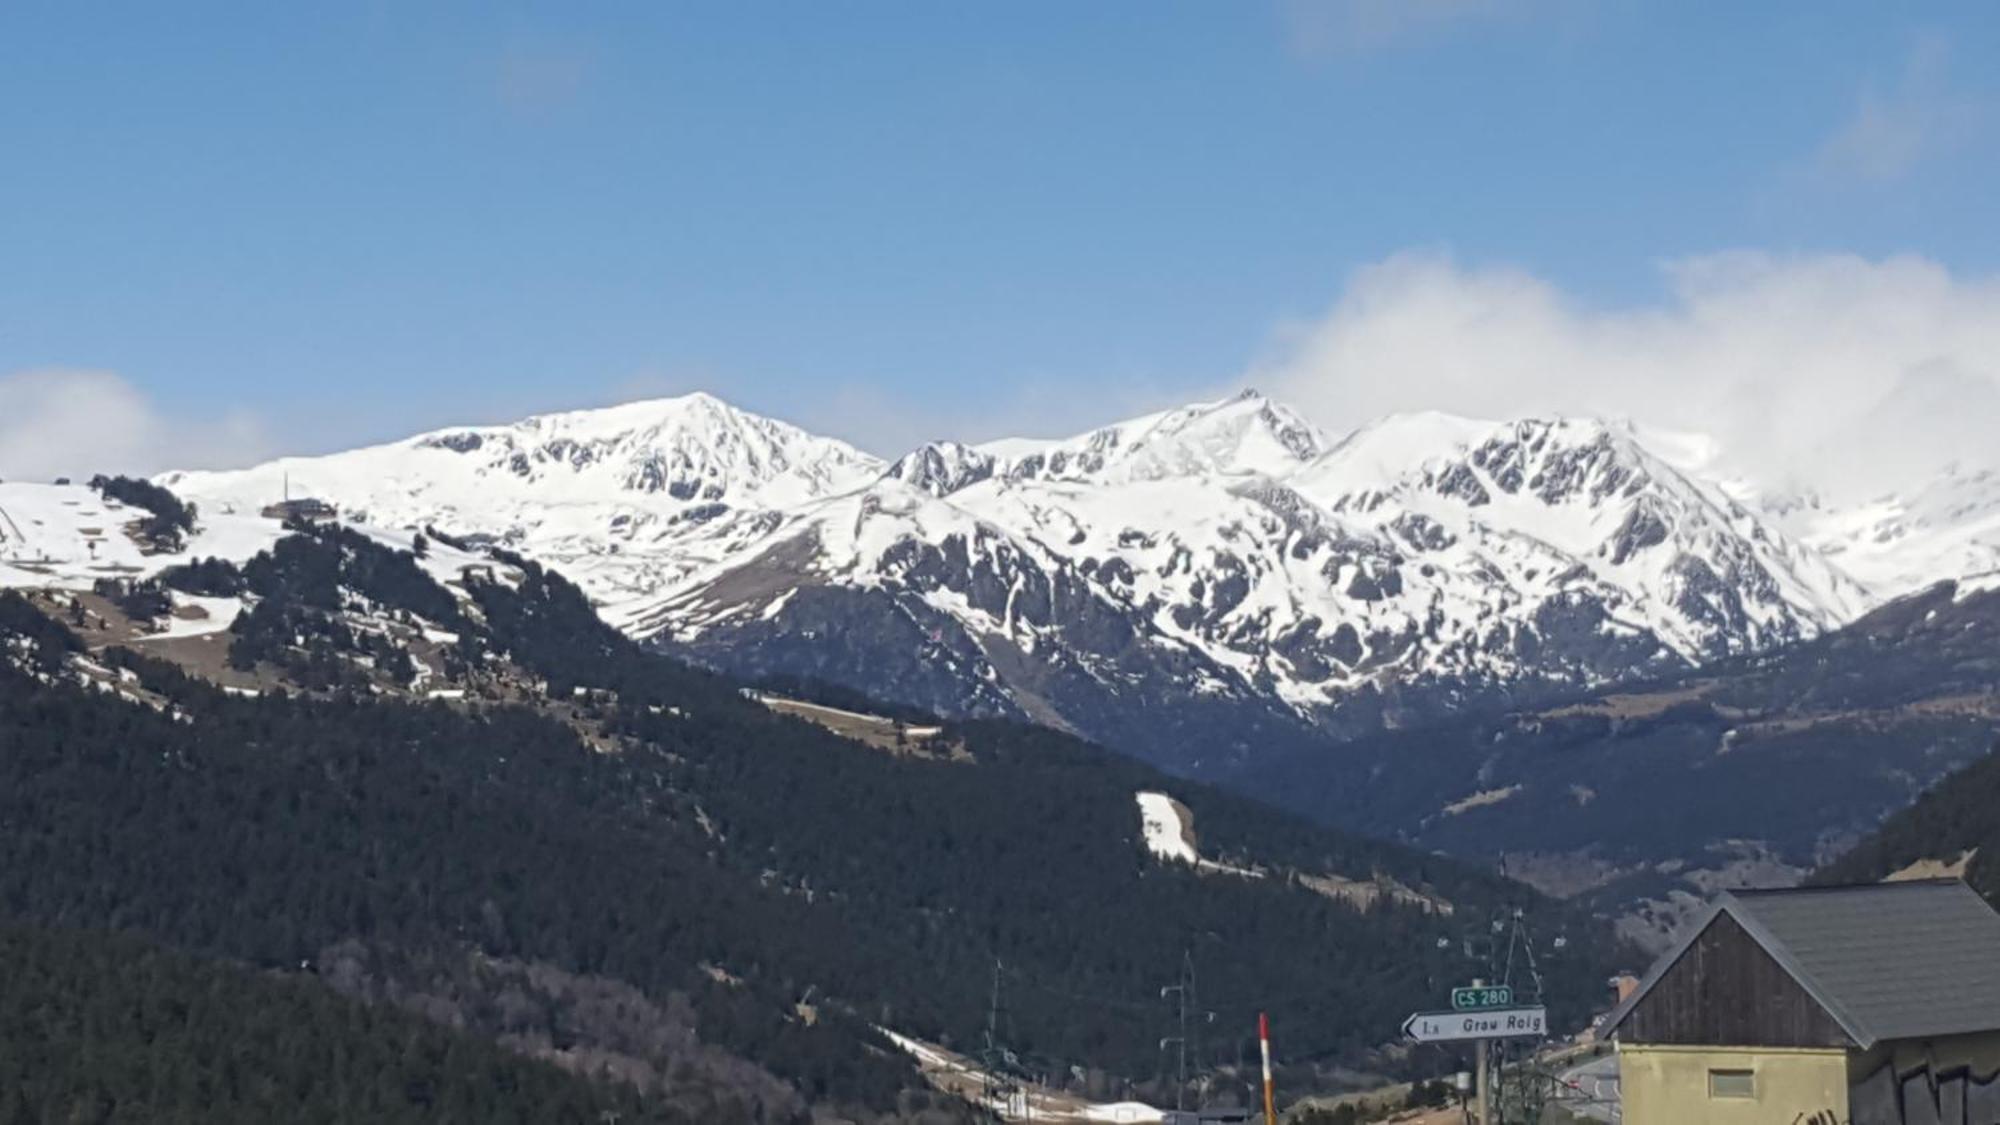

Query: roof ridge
left=1608, top=880, right=2000, bottom=1051
left=1729, top=877, right=1967, bottom=896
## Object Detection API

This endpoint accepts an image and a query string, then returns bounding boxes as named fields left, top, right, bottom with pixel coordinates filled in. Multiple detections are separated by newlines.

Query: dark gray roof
left=1606, top=879, right=2000, bottom=1048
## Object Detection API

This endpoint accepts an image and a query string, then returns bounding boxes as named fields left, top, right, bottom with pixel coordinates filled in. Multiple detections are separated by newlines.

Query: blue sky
left=3, top=2, right=1999, bottom=473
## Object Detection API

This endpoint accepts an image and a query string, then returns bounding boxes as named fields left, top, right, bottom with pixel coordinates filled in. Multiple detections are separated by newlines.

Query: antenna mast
left=981, top=958, right=1022, bottom=1116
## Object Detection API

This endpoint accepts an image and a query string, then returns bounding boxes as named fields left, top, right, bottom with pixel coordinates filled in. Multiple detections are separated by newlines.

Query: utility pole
left=986, top=958, right=1004, bottom=1061
left=1161, top=953, right=1192, bottom=1111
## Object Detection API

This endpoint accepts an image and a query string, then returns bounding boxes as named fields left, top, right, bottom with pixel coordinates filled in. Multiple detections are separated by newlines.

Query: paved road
left=1556, top=1052, right=1620, bottom=1122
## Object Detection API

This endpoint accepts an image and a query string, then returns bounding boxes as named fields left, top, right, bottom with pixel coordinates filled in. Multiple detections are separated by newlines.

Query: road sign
left=1402, top=1007, right=1547, bottom=1044
left=1452, top=985, right=1514, bottom=1011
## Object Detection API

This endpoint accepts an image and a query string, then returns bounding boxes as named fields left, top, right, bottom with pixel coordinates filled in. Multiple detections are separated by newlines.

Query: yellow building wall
left=1619, top=1043, right=1849, bottom=1125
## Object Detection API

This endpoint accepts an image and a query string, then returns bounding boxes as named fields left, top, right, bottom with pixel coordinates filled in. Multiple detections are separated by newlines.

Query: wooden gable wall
left=1621, top=912, right=1853, bottom=1048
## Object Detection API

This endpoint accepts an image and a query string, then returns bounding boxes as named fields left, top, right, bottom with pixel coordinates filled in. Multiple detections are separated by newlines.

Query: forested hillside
left=1816, top=740, right=2000, bottom=899
left=1230, top=580, right=2000, bottom=922
left=0, top=924, right=668, bottom=1125
left=0, top=519, right=1624, bottom=1117
left=0, top=618, right=916, bottom=1120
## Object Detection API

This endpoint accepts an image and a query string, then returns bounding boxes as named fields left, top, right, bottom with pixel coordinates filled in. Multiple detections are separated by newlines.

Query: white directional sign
left=1402, top=1006, right=1547, bottom=1044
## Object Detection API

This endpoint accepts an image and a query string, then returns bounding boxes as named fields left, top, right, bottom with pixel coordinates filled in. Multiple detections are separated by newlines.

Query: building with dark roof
left=260, top=497, right=337, bottom=524
left=1602, top=879, right=2000, bottom=1125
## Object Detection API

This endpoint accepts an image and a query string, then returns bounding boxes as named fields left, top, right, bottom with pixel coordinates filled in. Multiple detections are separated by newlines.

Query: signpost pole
left=1471, top=979, right=1491, bottom=1125
left=1475, top=1036, right=1491, bottom=1125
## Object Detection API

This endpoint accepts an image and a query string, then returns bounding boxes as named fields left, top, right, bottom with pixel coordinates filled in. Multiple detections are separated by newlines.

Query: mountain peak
left=986, top=391, right=1330, bottom=485
left=883, top=441, right=997, bottom=497
left=1310, top=411, right=1664, bottom=487
left=475, top=390, right=777, bottom=441
left=161, top=393, right=885, bottom=534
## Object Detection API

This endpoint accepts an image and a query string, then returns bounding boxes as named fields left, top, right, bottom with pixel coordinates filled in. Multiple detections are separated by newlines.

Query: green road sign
left=1451, top=985, right=1514, bottom=1011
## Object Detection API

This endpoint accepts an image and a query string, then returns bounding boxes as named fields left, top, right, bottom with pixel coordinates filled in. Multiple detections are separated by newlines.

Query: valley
left=6, top=395, right=2000, bottom=1118
left=132, top=391, right=2000, bottom=924
left=0, top=492, right=1623, bottom=1121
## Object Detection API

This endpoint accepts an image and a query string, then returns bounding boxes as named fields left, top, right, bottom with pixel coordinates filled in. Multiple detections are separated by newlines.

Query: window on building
left=1708, top=1069, right=1756, bottom=1099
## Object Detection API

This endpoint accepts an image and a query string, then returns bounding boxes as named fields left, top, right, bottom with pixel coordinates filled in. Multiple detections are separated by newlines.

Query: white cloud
left=589, top=252, right=2000, bottom=497
left=0, top=369, right=272, bottom=481
left=22, top=249, right=1991, bottom=512
left=1815, top=33, right=1982, bottom=184
left=1249, top=251, right=2000, bottom=496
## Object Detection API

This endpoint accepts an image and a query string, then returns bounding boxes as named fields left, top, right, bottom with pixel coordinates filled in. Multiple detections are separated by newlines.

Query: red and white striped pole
left=1259, top=1011, right=1276, bottom=1123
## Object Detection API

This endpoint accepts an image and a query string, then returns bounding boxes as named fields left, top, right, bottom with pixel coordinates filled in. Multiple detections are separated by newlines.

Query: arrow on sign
left=1402, top=1007, right=1548, bottom=1044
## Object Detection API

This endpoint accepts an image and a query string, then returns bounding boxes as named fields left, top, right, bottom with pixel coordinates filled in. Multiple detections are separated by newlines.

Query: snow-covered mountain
left=1770, top=464, right=2000, bottom=599
left=158, top=393, right=886, bottom=610
left=138, top=389, right=1889, bottom=772
left=1302, top=412, right=1871, bottom=656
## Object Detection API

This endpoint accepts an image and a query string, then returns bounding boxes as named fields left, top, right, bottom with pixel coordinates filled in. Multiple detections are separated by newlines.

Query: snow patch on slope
left=1135, top=791, right=1198, bottom=864
left=1779, top=465, right=2000, bottom=602
left=155, top=593, right=244, bottom=639
left=0, top=481, right=287, bottom=591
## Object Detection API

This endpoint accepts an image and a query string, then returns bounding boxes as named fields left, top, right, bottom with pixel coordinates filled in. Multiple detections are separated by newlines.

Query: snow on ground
left=153, top=593, right=245, bottom=639
left=0, top=482, right=523, bottom=624
left=1082, top=1104, right=1165, bottom=1123
left=1442, top=785, right=1522, bottom=816
left=743, top=691, right=944, bottom=737
left=160, top=392, right=881, bottom=612
left=0, top=482, right=289, bottom=592
left=1138, top=791, right=1443, bottom=909
left=880, top=1028, right=1163, bottom=1123
left=1957, top=570, right=2000, bottom=601
left=1789, top=466, right=2000, bottom=602
left=1135, top=791, right=1198, bottom=864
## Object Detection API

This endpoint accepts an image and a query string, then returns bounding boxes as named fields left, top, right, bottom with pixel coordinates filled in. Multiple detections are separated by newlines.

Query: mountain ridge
left=139, top=389, right=1905, bottom=778
left=15, top=414, right=2000, bottom=972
